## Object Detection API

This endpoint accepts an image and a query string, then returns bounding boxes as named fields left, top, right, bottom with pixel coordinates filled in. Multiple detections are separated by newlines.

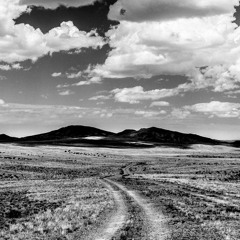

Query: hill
left=0, top=134, right=18, bottom=142
left=116, top=127, right=220, bottom=145
left=0, top=125, right=226, bottom=147
left=21, top=125, right=114, bottom=142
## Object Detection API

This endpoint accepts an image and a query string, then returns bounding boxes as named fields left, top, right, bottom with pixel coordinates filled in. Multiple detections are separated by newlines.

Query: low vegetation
left=120, top=152, right=240, bottom=239
left=1, top=144, right=240, bottom=239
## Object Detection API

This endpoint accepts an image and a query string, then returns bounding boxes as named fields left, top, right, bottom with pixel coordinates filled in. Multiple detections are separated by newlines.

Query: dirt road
left=94, top=176, right=169, bottom=240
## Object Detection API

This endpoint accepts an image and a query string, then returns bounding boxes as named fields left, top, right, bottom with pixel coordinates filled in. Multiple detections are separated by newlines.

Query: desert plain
left=0, top=143, right=240, bottom=239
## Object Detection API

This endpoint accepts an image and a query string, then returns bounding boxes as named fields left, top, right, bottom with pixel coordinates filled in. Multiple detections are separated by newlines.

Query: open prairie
left=1, top=143, right=240, bottom=239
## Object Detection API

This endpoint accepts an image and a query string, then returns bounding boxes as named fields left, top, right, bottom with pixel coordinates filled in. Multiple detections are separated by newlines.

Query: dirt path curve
left=104, top=178, right=169, bottom=240
left=92, top=180, right=127, bottom=240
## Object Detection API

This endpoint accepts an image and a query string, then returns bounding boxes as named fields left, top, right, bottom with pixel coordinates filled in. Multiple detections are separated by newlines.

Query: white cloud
left=135, top=110, right=165, bottom=118
left=185, top=101, right=240, bottom=118
left=58, top=89, right=74, bottom=96
left=171, top=108, right=191, bottom=119
left=150, top=101, right=170, bottom=107
left=108, top=0, right=238, bottom=22
left=12, top=63, right=23, bottom=69
left=56, top=83, right=70, bottom=88
left=111, top=86, right=179, bottom=104
left=46, top=22, right=103, bottom=54
left=52, top=72, right=62, bottom=77
left=0, top=65, right=11, bottom=71
left=66, top=71, right=82, bottom=79
left=89, top=95, right=111, bottom=101
left=73, top=76, right=102, bottom=86
left=0, top=1, right=104, bottom=63
left=89, top=0, right=240, bottom=93
left=0, top=63, right=23, bottom=71
left=19, top=0, right=98, bottom=9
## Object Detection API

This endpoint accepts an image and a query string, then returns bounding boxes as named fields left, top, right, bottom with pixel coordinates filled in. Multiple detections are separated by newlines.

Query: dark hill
left=116, top=129, right=137, bottom=137
left=2, top=125, right=225, bottom=147
left=117, top=127, right=220, bottom=145
left=232, top=141, right=240, bottom=148
left=0, top=134, right=18, bottom=142
left=21, top=125, right=114, bottom=142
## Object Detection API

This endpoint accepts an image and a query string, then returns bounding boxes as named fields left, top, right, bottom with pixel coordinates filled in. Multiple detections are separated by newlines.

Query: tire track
left=93, top=180, right=127, bottom=240
left=91, top=162, right=169, bottom=240
left=105, top=178, right=169, bottom=240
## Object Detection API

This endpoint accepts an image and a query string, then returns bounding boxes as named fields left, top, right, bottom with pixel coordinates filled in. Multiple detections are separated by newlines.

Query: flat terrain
left=0, top=143, right=240, bottom=239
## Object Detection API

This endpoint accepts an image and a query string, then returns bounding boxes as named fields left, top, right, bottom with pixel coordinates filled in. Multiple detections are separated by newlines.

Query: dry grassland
left=0, top=144, right=240, bottom=239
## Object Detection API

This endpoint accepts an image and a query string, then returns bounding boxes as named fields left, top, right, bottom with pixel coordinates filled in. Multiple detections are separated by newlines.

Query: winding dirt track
left=94, top=180, right=127, bottom=240
left=94, top=177, right=169, bottom=240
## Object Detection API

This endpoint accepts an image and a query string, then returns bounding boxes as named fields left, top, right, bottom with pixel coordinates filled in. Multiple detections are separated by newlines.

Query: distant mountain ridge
left=116, top=127, right=220, bottom=145
left=0, top=125, right=236, bottom=147
left=21, top=125, right=114, bottom=142
left=0, top=134, right=18, bottom=142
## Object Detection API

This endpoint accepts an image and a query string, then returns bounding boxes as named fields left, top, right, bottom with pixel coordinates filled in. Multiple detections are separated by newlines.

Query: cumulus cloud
left=19, top=0, right=98, bottom=9
left=88, top=0, right=240, bottom=93
left=135, top=110, right=166, bottom=118
left=150, top=101, right=170, bottom=107
left=108, top=0, right=238, bottom=22
left=185, top=101, right=240, bottom=118
left=111, top=86, right=180, bottom=104
left=0, top=63, right=23, bottom=71
left=171, top=108, right=191, bottom=119
left=73, top=76, right=102, bottom=86
left=66, top=71, right=82, bottom=79
left=52, top=72, right=62, bottom=77
left=0, top=1, right=104, bottom=63
left=58, top=89, right=75, bottom=96
left=89, top=95, right=111, bottom=101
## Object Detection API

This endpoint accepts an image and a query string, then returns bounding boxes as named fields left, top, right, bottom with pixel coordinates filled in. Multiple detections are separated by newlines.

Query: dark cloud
left=16, top=0, right=118, bottom=35
left=108, top=0, right=238, bottom=22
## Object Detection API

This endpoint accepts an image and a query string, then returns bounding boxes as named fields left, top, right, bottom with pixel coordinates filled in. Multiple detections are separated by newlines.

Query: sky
left=1, top=0, right=240, bottom=139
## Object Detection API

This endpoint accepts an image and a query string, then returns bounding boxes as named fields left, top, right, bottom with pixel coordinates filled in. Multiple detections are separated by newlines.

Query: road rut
left=95, top=177, right=169, bottom=240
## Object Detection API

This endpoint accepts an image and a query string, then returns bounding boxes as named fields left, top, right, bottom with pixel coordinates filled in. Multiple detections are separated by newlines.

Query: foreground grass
left=1, top=144, right=240, bottom=239
left=0, top=145, right=119, bottom=240
left=120, top=152, right=240, bottom=240
left=0, top=178, right=114, bottom=240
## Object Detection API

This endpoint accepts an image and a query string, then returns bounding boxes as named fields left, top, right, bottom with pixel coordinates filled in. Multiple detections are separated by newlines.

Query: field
left=0, top=143, right=240, bottom=239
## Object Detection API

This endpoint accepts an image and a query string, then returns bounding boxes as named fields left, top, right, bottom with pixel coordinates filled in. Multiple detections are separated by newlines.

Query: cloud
left=89, top=95, right=111, bottom=101
left=0, top=103, right=86, bottom=124
left=135, top=110, right=166, bottom=118
left=111, top=86, right=179, bottom=104
left=58, top=89, right=75, bottom=96
left=185, top=101, right=240, bottom=118
left=171, top=108, right=191, bottom=119
left=108, top=0, right=238, bottom=22
left=19, top=0, right=98, bottom=9
left=189, top=64, right=240, bottom=92
left=66, top=71, right=82, bottom=79
left=0, top=65, right=11, bottom=71
left=88, top=0, right=240, bottom=94
left=73, top=76, right=102, bottom=86
left=0, top=1, right=104, bottom=63
left=41, top=94, right=48, bottom=99
left=0, top=63, right=23, bottom=71
left=226, top=89, right=240, bottom=95
left=52, top=72, right=62, bottom=77
left=150, top=101, right=170, bottom=107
